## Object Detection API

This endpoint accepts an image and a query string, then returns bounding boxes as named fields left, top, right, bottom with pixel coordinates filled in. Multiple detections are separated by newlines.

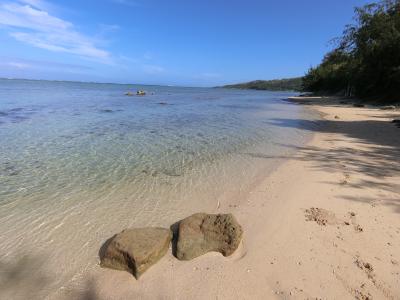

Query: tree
left=303, top=0, right=400, bottom=102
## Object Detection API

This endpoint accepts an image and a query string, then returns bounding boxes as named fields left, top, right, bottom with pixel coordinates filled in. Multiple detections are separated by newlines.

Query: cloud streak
left=0, top=1, right=111, bottom=62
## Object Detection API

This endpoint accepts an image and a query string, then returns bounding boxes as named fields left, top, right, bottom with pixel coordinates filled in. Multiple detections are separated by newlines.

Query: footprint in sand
left=354, top=256, right=394, bottom=299
left=348, top=211, right=364, bottom=232
left=304, top=208, right=364, bottom=232
left=354, top=288, right=372, bottom=300
left=340, top=173, right=351, bottom=185
left=304, top=208, right=338, bottom=226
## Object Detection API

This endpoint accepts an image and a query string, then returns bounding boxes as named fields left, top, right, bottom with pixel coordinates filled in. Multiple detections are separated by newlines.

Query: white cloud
left=6, top=61, right=31, bottom=69
left=0, top=1, right=111, bottom=62
left=0, top=56, right=93, bottom=74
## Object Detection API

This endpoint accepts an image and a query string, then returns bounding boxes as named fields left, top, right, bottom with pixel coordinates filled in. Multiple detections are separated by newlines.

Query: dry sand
left=61, top=97, right=400, bottom=299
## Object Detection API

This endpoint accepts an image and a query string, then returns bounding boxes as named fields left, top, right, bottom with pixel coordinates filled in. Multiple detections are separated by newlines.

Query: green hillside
left=222, top=77, right=303, bottom=91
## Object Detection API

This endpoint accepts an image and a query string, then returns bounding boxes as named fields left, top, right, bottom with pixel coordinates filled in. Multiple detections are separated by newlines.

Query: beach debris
left=334, top=115, right=340, bottom=119
left=176, top=213, right=243, bottom=260
left=354, top=224, right=364, bottom=232
left=305, top=207, right=338, bottom=226
left=380, top=105, right=396, bottom=110
left=100, top=227, right=172, bottom=279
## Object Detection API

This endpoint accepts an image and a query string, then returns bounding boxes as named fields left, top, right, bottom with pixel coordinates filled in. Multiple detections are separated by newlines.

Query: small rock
left=176, top=213, right=243, bottom=260
left=334, top=115, right=340, bottom=119
left=100, top=227, right=172, bottom=278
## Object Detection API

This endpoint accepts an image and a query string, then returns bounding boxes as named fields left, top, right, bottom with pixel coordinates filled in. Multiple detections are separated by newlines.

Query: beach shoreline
left=2, top=95, right=399, bottom=299
left=64, top=96, right=400, bottom=300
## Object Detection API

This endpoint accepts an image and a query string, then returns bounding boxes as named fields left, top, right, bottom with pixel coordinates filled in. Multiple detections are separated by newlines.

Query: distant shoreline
left=0, top=77, right=200, bottom=89
left=221, top=77, right=303, bottom=91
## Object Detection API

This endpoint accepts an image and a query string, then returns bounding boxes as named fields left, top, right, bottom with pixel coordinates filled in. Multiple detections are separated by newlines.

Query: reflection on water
left=0, top=79, right=315, bottom=298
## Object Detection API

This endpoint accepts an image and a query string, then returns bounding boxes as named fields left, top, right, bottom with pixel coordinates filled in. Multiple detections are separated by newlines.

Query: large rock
left=176, top=213, right=243, bottom=260
left=100, top=227, right=172, bottom=278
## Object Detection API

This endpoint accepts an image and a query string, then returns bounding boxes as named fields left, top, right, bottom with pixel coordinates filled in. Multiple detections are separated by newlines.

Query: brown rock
left=176, top=213, right=243, bottom=260
left=100, top=227, right=172, bottom=278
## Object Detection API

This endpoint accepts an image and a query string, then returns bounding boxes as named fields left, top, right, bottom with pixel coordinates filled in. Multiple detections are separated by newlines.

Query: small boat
left=136, top=90, right=146, bottom=96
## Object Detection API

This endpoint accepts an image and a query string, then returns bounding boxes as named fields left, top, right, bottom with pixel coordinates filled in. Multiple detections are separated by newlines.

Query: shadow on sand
left=245, top=114, right=400, bottom=214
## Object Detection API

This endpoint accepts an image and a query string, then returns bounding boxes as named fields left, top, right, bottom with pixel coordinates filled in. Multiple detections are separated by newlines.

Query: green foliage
left=223, top=77, right=303, bottom=91
left=303, top=0, right=400, bottom=102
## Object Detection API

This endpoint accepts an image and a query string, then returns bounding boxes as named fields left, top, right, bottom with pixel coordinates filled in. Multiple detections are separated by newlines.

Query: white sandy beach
left=53, top=97, right=400, bottom=299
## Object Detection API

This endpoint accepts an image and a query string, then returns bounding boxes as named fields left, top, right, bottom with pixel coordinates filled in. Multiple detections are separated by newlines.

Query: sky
left=0, top=0, right=372, bottom=86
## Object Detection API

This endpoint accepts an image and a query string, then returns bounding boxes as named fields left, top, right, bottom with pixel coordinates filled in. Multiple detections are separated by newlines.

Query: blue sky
left=0, top=0, right=371, bottom=86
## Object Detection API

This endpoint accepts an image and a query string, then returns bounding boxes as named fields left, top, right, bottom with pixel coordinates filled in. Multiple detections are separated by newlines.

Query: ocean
left=0, top=79, right=315, bottom=298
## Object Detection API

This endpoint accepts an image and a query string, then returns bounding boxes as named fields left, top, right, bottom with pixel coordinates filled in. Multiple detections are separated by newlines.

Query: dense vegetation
left=223, top=77, right=303, bottom=91
left=303, top=0, right=400, bottom=102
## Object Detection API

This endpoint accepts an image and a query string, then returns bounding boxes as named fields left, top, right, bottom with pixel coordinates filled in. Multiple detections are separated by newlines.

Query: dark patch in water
left=11, top=115, right=29, bottom=123
left=0, top=107, right=39, bottom=125
left=162, top=169, right=183, bottom=177
left=9, top=107, right=24, bottom=112
left=99, top=109, right=113, bottom=113
left=1, top=163, right=20, bottom=176
left=141, top=169, right=159, bottom=177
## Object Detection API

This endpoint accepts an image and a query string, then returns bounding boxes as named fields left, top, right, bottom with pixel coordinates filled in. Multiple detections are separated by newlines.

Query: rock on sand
left=100, top=227, right=172, bottom=279
left=176, top=213, right=243, bottom=260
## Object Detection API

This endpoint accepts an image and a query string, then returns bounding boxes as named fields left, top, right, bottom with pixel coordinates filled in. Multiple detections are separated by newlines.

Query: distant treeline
left=223, top=77, right=303, bottom=91
left=303, top=0, right=400, bottom=102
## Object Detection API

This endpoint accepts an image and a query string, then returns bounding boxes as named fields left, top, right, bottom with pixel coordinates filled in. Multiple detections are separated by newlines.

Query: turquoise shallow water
left=0, top=79, right=315, bottom=298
